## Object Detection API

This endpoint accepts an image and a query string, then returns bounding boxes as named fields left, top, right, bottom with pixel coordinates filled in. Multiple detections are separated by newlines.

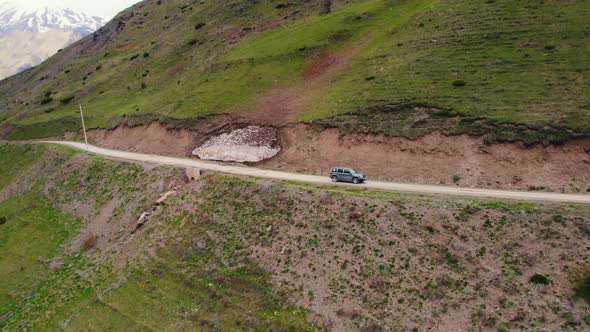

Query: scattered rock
left=137, top=212, right=150, bottom=225
left=186, top=168, right=202, bottom=181
left=155, top=190, right=176, bottom=205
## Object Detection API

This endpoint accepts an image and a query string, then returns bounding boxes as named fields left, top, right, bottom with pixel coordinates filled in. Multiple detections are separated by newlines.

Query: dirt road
left=44, top=141, right=590, bottom=204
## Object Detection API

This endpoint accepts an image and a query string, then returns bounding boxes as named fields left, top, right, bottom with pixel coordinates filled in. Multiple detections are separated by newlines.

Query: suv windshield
left=350, top=169, right=358, bottom=174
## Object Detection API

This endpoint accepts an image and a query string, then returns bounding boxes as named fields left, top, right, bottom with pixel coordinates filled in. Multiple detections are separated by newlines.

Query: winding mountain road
left=44, top=141, right=590, bottom=204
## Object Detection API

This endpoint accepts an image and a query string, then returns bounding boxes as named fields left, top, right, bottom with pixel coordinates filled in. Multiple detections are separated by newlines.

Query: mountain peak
left=0, top=1, right=105, bottom=34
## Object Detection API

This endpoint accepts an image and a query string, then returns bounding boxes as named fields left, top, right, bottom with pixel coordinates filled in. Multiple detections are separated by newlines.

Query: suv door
left=342, top=169, right=353, bottom=182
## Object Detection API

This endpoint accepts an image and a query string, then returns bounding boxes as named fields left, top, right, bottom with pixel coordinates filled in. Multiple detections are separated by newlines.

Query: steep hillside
left=0, top=0, right=588, bottom=142
left=0, top=142, right=589, bottom=330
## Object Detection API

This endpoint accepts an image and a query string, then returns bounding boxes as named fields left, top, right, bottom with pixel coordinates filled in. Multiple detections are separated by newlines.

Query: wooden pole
left=79, top=104, right=89, bottom=152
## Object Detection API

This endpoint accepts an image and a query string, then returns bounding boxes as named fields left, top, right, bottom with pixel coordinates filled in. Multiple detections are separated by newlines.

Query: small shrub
left=365, top=76, right=375, bottom=81
left=573, top=269, right=590, bottom=304
left=39, top=96, right=53, bottom=105
left=141, top=82, right=147, bottom=89
left=477, top=247, right=486, bottom=256
left=497, top=323, right=508, bottom=332
left=194, top=22, right=205, bottom=30
left=44, top=108, right=55, bottom=113
left=143, top=52, right=150, bottom=58
left=188, top=38, right=205, bottom=46
left=582, top=314, right=590, bottom=325
left=0, top=216, right=6, bottom=225
left=452, top=175, right=461, bottom=183
left=130, top=54, right=140, bottom=60
left=529, top=273, right=550, bottom=286
left=83, top=233, right=97, bottom=250
left=527, top=185, right=547, bottom=191
left=95, top=65, right=102, bottom=70
left=544, top=45, right=556, bottom=51
left=452, top=80, right=466, bottom=87
left=60, top=95, right=75, bottom=104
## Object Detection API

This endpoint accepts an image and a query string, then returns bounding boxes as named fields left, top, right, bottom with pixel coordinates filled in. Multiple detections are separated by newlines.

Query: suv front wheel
left=352, top=177, right=360, bottom=184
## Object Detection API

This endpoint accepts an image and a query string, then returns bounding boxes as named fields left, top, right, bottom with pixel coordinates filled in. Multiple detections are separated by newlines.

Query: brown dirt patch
left=114, top=42, right=137, bottom=52
left=238, top=35, right=372, bottom=127
left=0, top=122, right=13, bottom=139
left=172, top=177, right=590, bottom=331
left=262, top=124, right=590, bottom=192
left=303, top=53, right=339, bottom=78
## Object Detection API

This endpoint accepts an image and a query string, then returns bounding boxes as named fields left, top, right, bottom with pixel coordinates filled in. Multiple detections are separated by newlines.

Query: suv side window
left=337, top=169, right=343, bottom=173
left=343, top=169, right=351, bottom=174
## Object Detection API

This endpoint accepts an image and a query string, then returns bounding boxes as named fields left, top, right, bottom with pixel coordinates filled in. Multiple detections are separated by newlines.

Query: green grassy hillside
left=0, top=144, right=313, bottom=331
left=0, top=143, right=589, bottom=330
left=0, top=0, right=588, bottom=140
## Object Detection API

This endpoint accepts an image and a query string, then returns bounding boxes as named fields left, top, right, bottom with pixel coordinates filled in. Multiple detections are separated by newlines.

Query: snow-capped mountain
left=0, top=1, right=106, bottom=80
left=0, top=1, right=105, bottom=35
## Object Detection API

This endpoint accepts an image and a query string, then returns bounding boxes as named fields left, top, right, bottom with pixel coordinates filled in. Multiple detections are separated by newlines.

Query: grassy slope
left=0, top=0, right=588, bottom=140
left=0, top=144, right=45, bottom=189
left=0, top=144, right=80, bottom=317
left=0, top=143, right=312, bottom=331
left=0, top=143, right=589, bottom=330
left=304, top=0, right=590, bottom=130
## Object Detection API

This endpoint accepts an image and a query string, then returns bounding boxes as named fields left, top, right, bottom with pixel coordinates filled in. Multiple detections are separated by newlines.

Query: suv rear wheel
left=331, top=175, right=338, bottom=182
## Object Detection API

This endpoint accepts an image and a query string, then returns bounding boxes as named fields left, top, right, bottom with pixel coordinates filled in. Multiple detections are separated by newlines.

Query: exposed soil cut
left=76, top=120, right=590, bottom=193
left=238, top=36, right=372, bottom=126
left=65, top=115, right=249, bottom=156
left=263, top=125, right=590, bottom=193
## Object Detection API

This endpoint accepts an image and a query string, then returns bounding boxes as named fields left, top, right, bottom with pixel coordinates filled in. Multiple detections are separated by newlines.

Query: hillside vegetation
left=0, top=0, right=588, bottom=141
left=0, top=143, right=589, bottom=330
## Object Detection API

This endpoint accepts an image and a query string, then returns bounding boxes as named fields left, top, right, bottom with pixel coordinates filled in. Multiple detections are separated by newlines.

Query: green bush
left=39, top=96, right=53, bottom=105
left=574, top=269, right=590, bottom=304
left=188, top=38, right=204, bottom=46
left=452, top=80, right=467, bottom=87
left=0, top=216, right=6, bottom=225
left=60, top=96, right=75, bottom=104
left=529, top=273, right=550, bottom=286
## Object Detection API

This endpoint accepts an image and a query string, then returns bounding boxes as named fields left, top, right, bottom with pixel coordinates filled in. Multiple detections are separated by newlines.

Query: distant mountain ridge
left=0, top=1, right=105, bottom=79
left=0, top=1, right=104, bottom=34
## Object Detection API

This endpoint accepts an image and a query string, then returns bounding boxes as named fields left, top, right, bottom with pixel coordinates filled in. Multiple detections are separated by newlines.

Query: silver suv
left=330, top=167, right=368, bottom=184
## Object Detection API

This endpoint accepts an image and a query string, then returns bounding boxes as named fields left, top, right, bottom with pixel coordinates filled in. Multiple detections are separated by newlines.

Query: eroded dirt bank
left=266, top=125, right=590, bottom=192
left=66, top=116, right=248, bottom=156
left=75, top=122, right=590, bottom=192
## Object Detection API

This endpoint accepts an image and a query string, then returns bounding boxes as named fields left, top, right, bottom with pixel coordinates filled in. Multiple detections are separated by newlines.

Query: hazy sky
left=15, top=0, right=142, bottom=19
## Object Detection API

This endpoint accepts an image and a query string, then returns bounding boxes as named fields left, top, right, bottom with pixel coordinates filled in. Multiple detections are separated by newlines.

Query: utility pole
left=79, top=104, right=89, bottom=152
